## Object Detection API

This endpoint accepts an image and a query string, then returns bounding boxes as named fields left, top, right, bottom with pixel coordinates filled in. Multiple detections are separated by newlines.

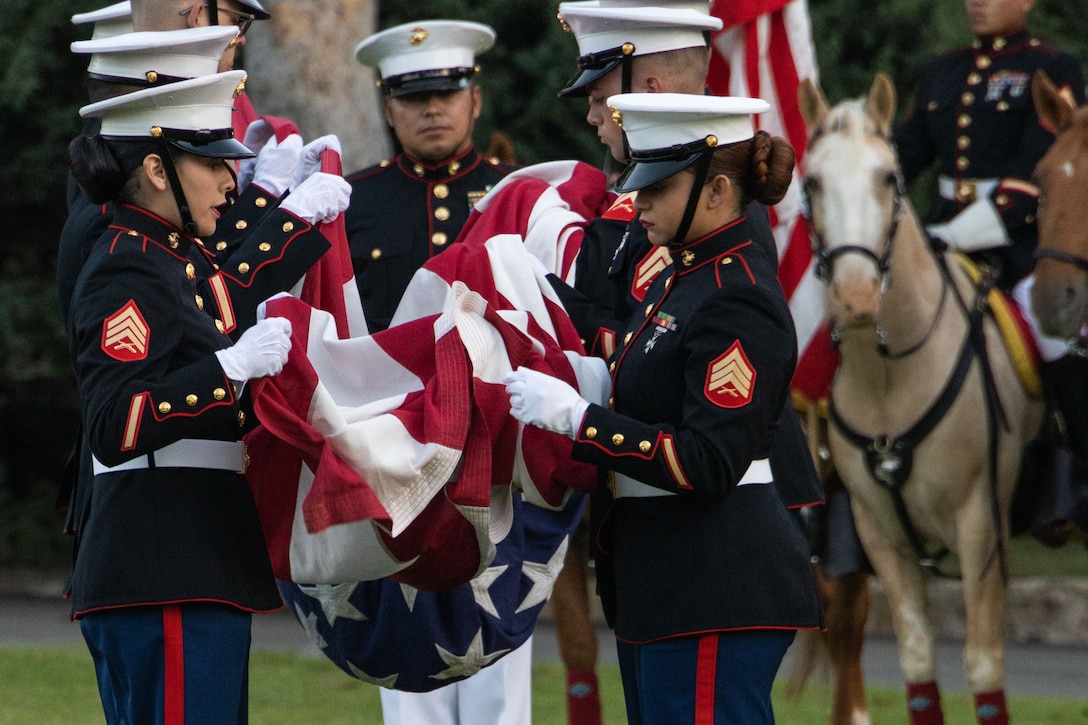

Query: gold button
left=433, top=183, right=450, bottom=199
left=996, top=194, right=1009, bottom=206
left=238, top=411, right=246, bottom=426
left=185, top=262, right=195, bottom=280
left=238, top=262, right=250, bottom=274
left=258, top=242, right=271, bottom=252
left=216, top=241, right=227, bottom=251
left=195, top=294, right=204, bottom=310
left=609, top=361, right=616, bottom=373
left=957, top=114, right=972, bottom=128
left=255, top=197, right=268, bottom=208
left=448, top=161, right=460, bottom=174
left=186, top=394, right=198, bottom=407
left=721, top=257, right=732, bottom=265
left=997, top=101, right=1009, bottom=112
left=1025, top=213, right=1035, bottom=224
left=639, top=440, right=651, bottom=453
left=586, top=426, right=597, bottom=439
left=194, top=238, right=204, bottom=247
left=413, top=164, right=425, bottom=176
left=127, top=229, right=139, bottom=236
left=371, top=248, right=382, bottom=260
left=611, top=433, right=624, bottom=446
left=961, top=92, right=974, bottom=106
left=235, top=219, right=248, bottom=230
left=956, top=156, right=970, bottom=171
left=976, top=55, right=991, bottom=69
left=927, top=100, right=938, bottom=111
left=158, top=402, right=171, bottom=414
left=956, top=135, right=970, bottom=150
left=434, top=206, right=451, bottom=221
left=993, top=37, right=1006, bottom=51
left=282, top=221, right=294, bottom=233
left=380, top=159, right=391, bottom=168
left=213, top=388, right=227, bottom=401
left=624, top=332, right=632, bottom=344
left=664, top=277, right=672, bottom=288
left=215, top=319, right=225, bottom=333
left=608, top=397, right=614, bottom=408
left=645, top=304, right=652, bottom=316
left=432, top=231, right=448, bottom=246
left=967, top=72, right=982, bottom=85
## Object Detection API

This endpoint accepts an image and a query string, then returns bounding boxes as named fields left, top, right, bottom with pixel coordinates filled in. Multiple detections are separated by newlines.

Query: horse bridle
left=1033, top=246, right=1088, bottom=273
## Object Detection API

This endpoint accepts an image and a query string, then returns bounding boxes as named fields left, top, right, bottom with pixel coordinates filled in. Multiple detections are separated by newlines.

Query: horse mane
left=811, top=98, right=886, bottom=146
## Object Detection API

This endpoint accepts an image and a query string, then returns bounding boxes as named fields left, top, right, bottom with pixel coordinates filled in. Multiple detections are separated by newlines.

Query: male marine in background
left=344, top=20, right=516, bottom=333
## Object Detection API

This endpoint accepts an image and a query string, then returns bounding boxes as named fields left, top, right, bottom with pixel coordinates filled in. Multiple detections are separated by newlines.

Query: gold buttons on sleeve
left=432, top=231, right=448, bottom=246
left=282, top=221, right=294, bottom=233
left=433, top=183, right=450, bottom=199
left=434, top=206, right=451, bottom=221
left=235, top=219, right=248, bottom=230
left=213, top=388, right=227, bottom=401
left=255, top=196, right=268, bottom=208
left=238, top=262, right=250, bottom=274
left=639, top=440, right=651, bottom=453
left=185, top=394, right=198, bottom=407
left=158, top=402, right=172, bottom=414
left=258, top=242, right=271, bottom=252
left=586, top=426, right=597, bottom=439
left=371, top=248, right=382, bottom=260
left=611, top=433, right=624, bottom=446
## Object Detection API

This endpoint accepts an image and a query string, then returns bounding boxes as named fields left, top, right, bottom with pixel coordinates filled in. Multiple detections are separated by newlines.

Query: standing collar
left=397, top=145, right=480, bottom=181
left=973, top=28, right=1030, bottom=54
left=670, top=216, right=754, bottom=275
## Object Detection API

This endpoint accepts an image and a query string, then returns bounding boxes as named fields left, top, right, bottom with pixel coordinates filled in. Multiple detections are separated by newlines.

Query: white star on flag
left=431, top=629, right=510, bottom=681
left=292, top=602, right=327, bottom=650
left=470, top=565, right=509, bottom=618
left=346, top=662, right=399, bottom=689
left=298, top=583, right=367, bottom=627
left=399, top=582, right=419, bottom=612
left=516, top=537, right=569, bottom=614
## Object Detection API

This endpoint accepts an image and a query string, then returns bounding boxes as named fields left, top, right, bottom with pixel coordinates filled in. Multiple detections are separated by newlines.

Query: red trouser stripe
left=694, top=633, right=718, bottom=725
left=163, top=605, right=185, bottom=725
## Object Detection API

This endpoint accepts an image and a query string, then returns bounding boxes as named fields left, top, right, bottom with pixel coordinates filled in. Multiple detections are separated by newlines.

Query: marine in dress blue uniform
left=895, top=28, right=1085, bottom=290
left=346, top=20, right=516, bottom=333
left=67, top=70, right=284, bottom=725
left=506, top=93, right=823, bottom=725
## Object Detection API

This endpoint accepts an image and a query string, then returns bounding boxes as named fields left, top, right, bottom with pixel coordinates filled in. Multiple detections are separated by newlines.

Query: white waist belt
left=613, top=458, right=772, bottom=498
left=93, top=439, right=246, bottom=475
left=938, top=176, right=998, bottom=203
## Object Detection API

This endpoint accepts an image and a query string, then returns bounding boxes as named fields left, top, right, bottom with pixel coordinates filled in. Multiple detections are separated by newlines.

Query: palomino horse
left=798, top=74, right=1043, bottom=723
left=1029, top=70, right=1088, bottom=341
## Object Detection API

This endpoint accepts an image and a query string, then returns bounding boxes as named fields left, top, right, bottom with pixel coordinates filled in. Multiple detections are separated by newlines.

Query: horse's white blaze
left=1061, top=160, right=1074, bottom=177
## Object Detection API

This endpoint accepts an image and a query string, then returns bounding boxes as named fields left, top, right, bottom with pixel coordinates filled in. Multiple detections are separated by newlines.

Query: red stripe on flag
left=713, top=0, right=792, bottom=28
left=768, top=11, right=806, bottom=159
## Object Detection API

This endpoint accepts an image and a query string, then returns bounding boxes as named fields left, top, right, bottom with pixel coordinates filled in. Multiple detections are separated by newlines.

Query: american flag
left=709, top=0, right=838, bottom=405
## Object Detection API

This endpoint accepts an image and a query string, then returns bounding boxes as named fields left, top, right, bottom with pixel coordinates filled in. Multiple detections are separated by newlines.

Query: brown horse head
left=1031, top=70, right=1088, bottom=339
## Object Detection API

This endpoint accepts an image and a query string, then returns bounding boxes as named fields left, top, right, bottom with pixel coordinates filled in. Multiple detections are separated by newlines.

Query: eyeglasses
left=178, top=4, right=257, bottom=37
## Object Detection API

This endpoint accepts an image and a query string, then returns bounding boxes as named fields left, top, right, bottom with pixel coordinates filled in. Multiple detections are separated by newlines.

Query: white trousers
left=380, top=636, right=533, bottom=725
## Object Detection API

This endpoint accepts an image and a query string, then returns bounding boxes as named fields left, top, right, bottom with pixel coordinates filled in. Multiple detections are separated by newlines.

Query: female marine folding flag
left=245, top=159, right=614, bottom=591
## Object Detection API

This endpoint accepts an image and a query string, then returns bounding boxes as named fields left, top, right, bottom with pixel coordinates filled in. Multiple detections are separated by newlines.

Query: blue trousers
left=80, top=603, right=252, bottom=725
left=616, top=629, right=795, bottom=725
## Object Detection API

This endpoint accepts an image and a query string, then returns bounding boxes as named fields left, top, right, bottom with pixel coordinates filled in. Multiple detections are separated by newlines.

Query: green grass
left=1, top=646, right=1086, bottom=724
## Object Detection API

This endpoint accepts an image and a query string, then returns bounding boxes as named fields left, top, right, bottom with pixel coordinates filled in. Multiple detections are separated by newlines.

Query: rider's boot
left=1031, top=353, right=1088, bottom=541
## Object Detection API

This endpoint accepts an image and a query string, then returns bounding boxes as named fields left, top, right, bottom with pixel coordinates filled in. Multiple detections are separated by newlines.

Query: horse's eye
left=803, top=176, right=822, bottom=195
left=882, top=171, right=898, bottom=188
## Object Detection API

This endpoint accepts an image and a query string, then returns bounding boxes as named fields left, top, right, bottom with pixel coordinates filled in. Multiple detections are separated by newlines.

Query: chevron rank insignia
left=631, top=246, right=671, bottom=302
left=102, top=300, right=149, bottom=362
left=705, top=341, right=755, bottom=408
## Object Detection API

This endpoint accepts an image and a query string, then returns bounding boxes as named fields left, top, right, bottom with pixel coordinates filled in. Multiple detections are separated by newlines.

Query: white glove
left=237, top=119, right=276, bottom=191
left=279, top=171, right=351, bottom=224
left=238, top=134, right=303, bottom=197
left=215, top=317, right=292, bottom=381
left=925, top=197, right=1011, bottom=252
left=503, top=366, right=590, bottom=438
left=296, top=135, right=343, bottom=186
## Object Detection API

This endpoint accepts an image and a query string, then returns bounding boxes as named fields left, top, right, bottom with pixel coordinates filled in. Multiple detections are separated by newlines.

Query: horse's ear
left=1032, top=69, right=1074, bottom=135
left=798, top=78, right=829, bottom=134
left=865, top=73, right=897, bottom=137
